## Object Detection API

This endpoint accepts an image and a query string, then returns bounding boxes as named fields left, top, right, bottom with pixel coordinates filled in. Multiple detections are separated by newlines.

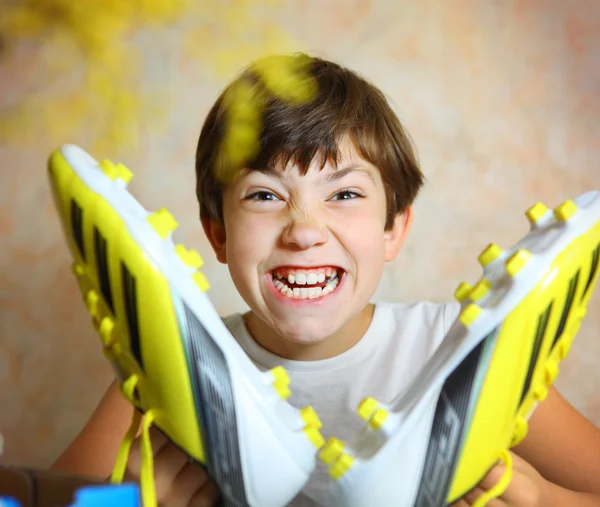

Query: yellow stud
left=469, top=279, right=491, bottom=301
left=559, top=339, right=572, bottom=360
left=319, top=437, right=345, bottom=465
left=115, top=163, right=133, bottom=183
left=545, top=362, right=559, bottom=385
left=506, top=249, right=533, bottom=277
left=192, top=271, right=211, bottom=292
left=553, top=200, right=578, bottom=221
left=329, top=453, right=355, bottom=480
left=454, top=282, right=473, bottom=303
left=478, top=243, right=503, bottom=267
left=273, top=379, right=291, bottom=400
left=147, top=208, right=178, bottom=239
left=511, top=417, right=529, bottom=447
left=85, top=290, right=99, bottom=316
left=99, top=317, right=115, bottom=346
left=72, top=263, right=84, bottom=276
left=459, top=303, right=482, bottom=327
left=99, top=159, right=119, bottom=179
left=303, top=426, right=325, bottom=449
left=525, top=202, right=549, bottom=223
left=175, top=244, right=204, bottom=269
left=102, top=347, right=116, bottom=361
left=301, top=406, right=323, bottom=429
left=270, top=365, right=290, bottom=385
left=357, top=397, right=379, bottom=421
left=369, top=408, right=389, bottom=431
left=533, top=385, right=548, bottom=402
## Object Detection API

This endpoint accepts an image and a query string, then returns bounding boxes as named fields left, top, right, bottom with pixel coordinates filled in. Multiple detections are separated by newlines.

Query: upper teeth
left=274, top=269, right=337, bottom=285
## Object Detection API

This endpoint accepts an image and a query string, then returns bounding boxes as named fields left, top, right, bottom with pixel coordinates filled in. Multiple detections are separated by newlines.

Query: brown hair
left=195, top=53, right=424, bottom=230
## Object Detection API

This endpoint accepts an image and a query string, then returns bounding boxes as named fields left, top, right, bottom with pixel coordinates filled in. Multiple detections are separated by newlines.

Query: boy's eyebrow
left=241, top=164, right=375, bottom=183
left=325, top=165, right=375, bottom=183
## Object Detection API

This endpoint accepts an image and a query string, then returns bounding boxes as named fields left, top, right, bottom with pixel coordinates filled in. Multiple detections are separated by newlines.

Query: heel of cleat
left=553, top=200, right=578, bottom=221
left=478, top=243, right=503, bottom=267
left=147, top=208, right=178, bottom=238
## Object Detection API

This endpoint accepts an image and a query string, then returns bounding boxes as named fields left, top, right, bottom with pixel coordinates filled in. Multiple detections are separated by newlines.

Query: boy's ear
left=384, top=207, right=413, bottom=262
left=201, top=215, right=228, bottom=264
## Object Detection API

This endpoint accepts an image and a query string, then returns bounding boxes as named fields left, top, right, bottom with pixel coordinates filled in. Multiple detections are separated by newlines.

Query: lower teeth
left=274, top=275, right=339, bottom=299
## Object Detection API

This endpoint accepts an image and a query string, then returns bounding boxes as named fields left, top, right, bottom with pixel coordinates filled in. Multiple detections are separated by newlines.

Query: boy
left=51, top=54, right=600, bottom=506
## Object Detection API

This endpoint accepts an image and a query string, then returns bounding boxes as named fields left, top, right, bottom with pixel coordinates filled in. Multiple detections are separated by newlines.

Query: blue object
left=70, top=484, right=140, bottom=507
left=0, top=484, right=140, bottom=507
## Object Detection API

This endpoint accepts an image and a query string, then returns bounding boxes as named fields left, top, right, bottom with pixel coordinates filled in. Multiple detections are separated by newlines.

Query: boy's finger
left=147, top=426, right=169, bottom=455
left=461, top=485, right=507, bottom=507
left=124, top=426, right=174, bottom=480
left=189, top=478, right=221, bottom=507
left=168, top=462, right=213, bottom=507
left=152, top=443, right=190, bottom=500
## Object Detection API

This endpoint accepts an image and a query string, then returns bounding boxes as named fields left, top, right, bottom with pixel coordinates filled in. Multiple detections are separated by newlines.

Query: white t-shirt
left=223, top=301, right=461, bottom=507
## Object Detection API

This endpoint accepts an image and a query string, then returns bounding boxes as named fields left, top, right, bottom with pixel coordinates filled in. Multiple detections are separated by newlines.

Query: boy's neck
left=242, top=304, right=376, bottom=361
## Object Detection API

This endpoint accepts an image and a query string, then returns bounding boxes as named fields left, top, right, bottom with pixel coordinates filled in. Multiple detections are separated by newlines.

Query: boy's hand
left=124, top=426, right=221, bottom=507
left=451, top=451, right=548, bottom=507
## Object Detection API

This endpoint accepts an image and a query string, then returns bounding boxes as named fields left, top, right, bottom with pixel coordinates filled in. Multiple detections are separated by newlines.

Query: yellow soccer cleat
left=48, top=145, right=324, bottom=507
left=322, top=192, right=600, bottom=507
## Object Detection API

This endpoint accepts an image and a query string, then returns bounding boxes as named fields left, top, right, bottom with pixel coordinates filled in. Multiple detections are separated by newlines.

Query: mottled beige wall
left=1, top=0, right=599, bottom=467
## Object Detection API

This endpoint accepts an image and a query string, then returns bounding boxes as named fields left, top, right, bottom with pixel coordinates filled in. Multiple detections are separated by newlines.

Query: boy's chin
left=269, top=315, right=347, bottom=345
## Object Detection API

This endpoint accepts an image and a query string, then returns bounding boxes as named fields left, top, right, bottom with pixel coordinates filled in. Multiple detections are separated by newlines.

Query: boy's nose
left=281, top=218, right=329, bottom=250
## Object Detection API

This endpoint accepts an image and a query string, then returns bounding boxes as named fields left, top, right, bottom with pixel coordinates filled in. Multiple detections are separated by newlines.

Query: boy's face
left=203, top=138, right=411, bottom=357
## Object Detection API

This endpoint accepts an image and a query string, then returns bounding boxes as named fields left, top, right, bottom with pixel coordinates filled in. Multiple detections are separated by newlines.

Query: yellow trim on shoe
left=111, top=375, right=142, bottom=484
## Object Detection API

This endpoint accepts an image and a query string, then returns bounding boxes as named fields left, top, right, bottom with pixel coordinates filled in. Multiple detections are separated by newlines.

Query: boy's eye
left=330, top=190, right=363, bottom=201
left=245, top=191, right=280, bottom=201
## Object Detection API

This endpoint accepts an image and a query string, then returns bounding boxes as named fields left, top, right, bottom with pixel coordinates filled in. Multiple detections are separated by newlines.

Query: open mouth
left=271, top=266, right=343, bottom=300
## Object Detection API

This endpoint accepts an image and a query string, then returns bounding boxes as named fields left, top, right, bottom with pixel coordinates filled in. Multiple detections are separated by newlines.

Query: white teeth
left=276, top=275, right=339, bottom=300
left=306, top=273, right=318, bottom=285
left=275, top=269, right=339, bottom=280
